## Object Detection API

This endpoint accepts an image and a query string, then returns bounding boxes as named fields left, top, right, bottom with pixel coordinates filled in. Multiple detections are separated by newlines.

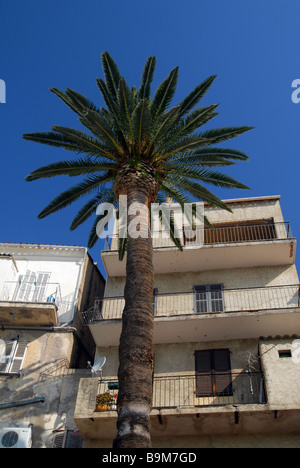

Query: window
left=193, top=284, right=224, bottom=313
left=195, top=349, right=233, bottom=397
left=0, top=341, right=28, bottom=375
left=278, top=350, right=292, bottom=359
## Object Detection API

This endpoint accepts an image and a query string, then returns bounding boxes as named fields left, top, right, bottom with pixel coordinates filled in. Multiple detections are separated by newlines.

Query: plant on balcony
left=95, top=392, right=117, bottom=411
left=23, top=52, right=252, bottom=448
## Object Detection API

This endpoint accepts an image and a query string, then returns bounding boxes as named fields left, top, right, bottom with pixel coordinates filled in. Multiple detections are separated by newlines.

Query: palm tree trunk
left=113, top=185, right=154, bottom=448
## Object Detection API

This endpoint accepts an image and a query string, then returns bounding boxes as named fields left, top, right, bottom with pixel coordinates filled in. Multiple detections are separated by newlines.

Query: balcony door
left=195, top=349, right=233, bottom=397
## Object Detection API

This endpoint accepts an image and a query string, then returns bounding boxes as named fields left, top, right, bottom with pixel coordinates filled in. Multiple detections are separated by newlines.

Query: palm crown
left=24, top=52, right=252, bottom=252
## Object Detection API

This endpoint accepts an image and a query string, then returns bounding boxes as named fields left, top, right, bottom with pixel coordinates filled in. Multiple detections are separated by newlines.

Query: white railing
left=2, top=281, right=61, bottom=307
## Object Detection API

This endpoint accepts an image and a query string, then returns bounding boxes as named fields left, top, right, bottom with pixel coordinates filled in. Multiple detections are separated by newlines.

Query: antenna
left=87, top=357, right=106, bottom=380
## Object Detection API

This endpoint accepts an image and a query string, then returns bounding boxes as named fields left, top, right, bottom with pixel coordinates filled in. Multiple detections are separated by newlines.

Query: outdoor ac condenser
left=0, top=427, right=32, bottom=448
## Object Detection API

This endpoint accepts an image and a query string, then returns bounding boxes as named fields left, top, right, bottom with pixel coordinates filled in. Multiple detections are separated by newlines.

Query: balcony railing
left=80, top=284, right=300, bottom=325
left=1, top=281, right=61, bottom=306
left=94, top=372, right=266, bottom=410
left=103, top=221, right=292, bottom=251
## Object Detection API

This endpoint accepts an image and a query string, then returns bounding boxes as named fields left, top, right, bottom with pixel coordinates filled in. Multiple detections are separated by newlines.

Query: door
left=195, top=349, right=233, bottom=397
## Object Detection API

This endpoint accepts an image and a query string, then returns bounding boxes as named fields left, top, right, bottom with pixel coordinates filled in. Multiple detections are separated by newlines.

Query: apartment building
left=75, top=194, right=300, bottom=448
left=0, top=243, right=105, bottom=448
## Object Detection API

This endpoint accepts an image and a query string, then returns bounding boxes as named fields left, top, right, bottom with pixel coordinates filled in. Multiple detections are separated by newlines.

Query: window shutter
left=52, top=432, right=65, bottom=448
left=13, top=270, right=36, bottom=302
left=210, top=284, right=224, bottom=312
left=10, top=343, right=28, bottom=373
left=194, top=286, right=208, bottom=313
left=195, top=350, right=213, bottom=397
left=213, top=349, right=233, bottom=396
left=65, top=430, right=82, bottom=448
left=194, top=284, right=224, bottom=313
left=52, top=430, right=82, bottom=448
left=0, top=341, right=27, bottom=374
left=32, top=272, right=50, bottom=302
left=195, top=349, right=232, bottom=398
left=0, top=341, right=16, bottom=373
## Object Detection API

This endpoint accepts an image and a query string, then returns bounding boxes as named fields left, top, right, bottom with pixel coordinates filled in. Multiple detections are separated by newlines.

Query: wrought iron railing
left=103, top=221, right=293, bottom=251
left=80, top=284, right=300, bottom=325
left=93, top=372, right=266, bottom=410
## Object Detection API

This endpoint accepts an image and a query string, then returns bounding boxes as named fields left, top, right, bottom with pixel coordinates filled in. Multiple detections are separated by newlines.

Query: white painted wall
left=0, top=244, right=87, bottom=323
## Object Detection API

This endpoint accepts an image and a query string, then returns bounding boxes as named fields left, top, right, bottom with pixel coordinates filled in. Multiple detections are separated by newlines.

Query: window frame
left=193, top=283, right=224, bottom=313
left=195, top=348, right=233, bottom=398
left=0, top=340, right=28, bottom=375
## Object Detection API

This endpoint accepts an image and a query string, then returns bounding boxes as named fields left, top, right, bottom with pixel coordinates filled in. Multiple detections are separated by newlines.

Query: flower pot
left=95, top=403, right=109, bottom=412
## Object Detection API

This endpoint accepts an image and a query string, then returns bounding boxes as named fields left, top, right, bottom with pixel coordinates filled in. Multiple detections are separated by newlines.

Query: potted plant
left=95, top=392, right=118, bottom=412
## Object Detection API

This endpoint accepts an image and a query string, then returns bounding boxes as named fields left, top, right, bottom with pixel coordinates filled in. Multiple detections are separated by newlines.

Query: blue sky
left=1, top=0, right=300, bottom=278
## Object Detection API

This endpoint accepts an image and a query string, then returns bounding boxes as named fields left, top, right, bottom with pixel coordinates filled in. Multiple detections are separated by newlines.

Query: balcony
left=0, top=281, right=61, bottom=326
left=74, top=372, right=267, bottom=442
left=81, top=284, right=300, bottom=346
left=102, top=221, right=296, bottom=275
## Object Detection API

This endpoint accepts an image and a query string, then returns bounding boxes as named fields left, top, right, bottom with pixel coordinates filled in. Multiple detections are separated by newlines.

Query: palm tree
left=23, top=52, right=252, bottom=448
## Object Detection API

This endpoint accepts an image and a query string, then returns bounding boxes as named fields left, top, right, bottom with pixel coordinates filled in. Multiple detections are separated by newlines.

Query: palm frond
left=70, top=189, right=115, bottom=231
left=165, top=175, right=232, bottom=212
left=177, top=75, right=217, bottom=118
left=38, top=173, right=114, bottom=219
left=132, top=98, right=152, bottom=146
left=25, top=158, right=118, bottom=182
left=138, top=56, right=156, bottom=100
left=151, top=67, right=179, bottom=119
left=199, top=126, right=254, bottom=145
left=101, top=51, right=121, bottom=99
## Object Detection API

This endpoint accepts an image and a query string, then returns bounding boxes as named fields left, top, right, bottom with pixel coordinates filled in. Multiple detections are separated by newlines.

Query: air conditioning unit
left=0, top=427, right=32, bottom=448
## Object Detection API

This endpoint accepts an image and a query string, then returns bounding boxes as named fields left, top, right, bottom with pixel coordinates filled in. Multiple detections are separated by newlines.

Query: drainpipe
left=0, top=397, right=45, bottom=410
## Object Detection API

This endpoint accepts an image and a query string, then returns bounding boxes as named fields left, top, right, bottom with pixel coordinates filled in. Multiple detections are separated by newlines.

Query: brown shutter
left=195, top=350, right=213, bottom=397
left=213, top=349, right=233, bottom=396
left=195, top=349, right=232, bottom=397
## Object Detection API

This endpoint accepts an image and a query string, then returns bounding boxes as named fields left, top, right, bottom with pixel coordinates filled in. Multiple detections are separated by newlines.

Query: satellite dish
left=88, top=357, right=106, bottom=379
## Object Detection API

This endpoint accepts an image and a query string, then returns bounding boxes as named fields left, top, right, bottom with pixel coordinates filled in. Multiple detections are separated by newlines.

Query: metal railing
left=80, top=284, right=300, bottom=325
left=103, top=221, right=292, bottom=251
left=185, top=221, right=291, bottom=247
left=1, top=281, right=61, bottom=306
left=94, top=372, right=266, bottom=410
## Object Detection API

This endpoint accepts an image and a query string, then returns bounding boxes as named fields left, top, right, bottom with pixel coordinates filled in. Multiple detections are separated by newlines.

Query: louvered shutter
left=13, top=270, right=36, bottom=302
left=52, top=432, right=65, bottom=448
left=0, top=342, right=15, bottom=372
left=65, top=430, right=82, bottom=448
left=210, top=284, right=224, bottom=312
left=9, top=342, right=28, bottom=373
left=52, top=430, right=82, bottom=448
left=194, top=284, right=224, bottom=313
left=213, top=349, right=233, bottom=396
left=195, top=349, right=232, bottom=397
left=194, top=286, right=208, bottom=313
left=32, top=272, right=50, bottom=302
left=195, top=350, right=213, bottom=397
